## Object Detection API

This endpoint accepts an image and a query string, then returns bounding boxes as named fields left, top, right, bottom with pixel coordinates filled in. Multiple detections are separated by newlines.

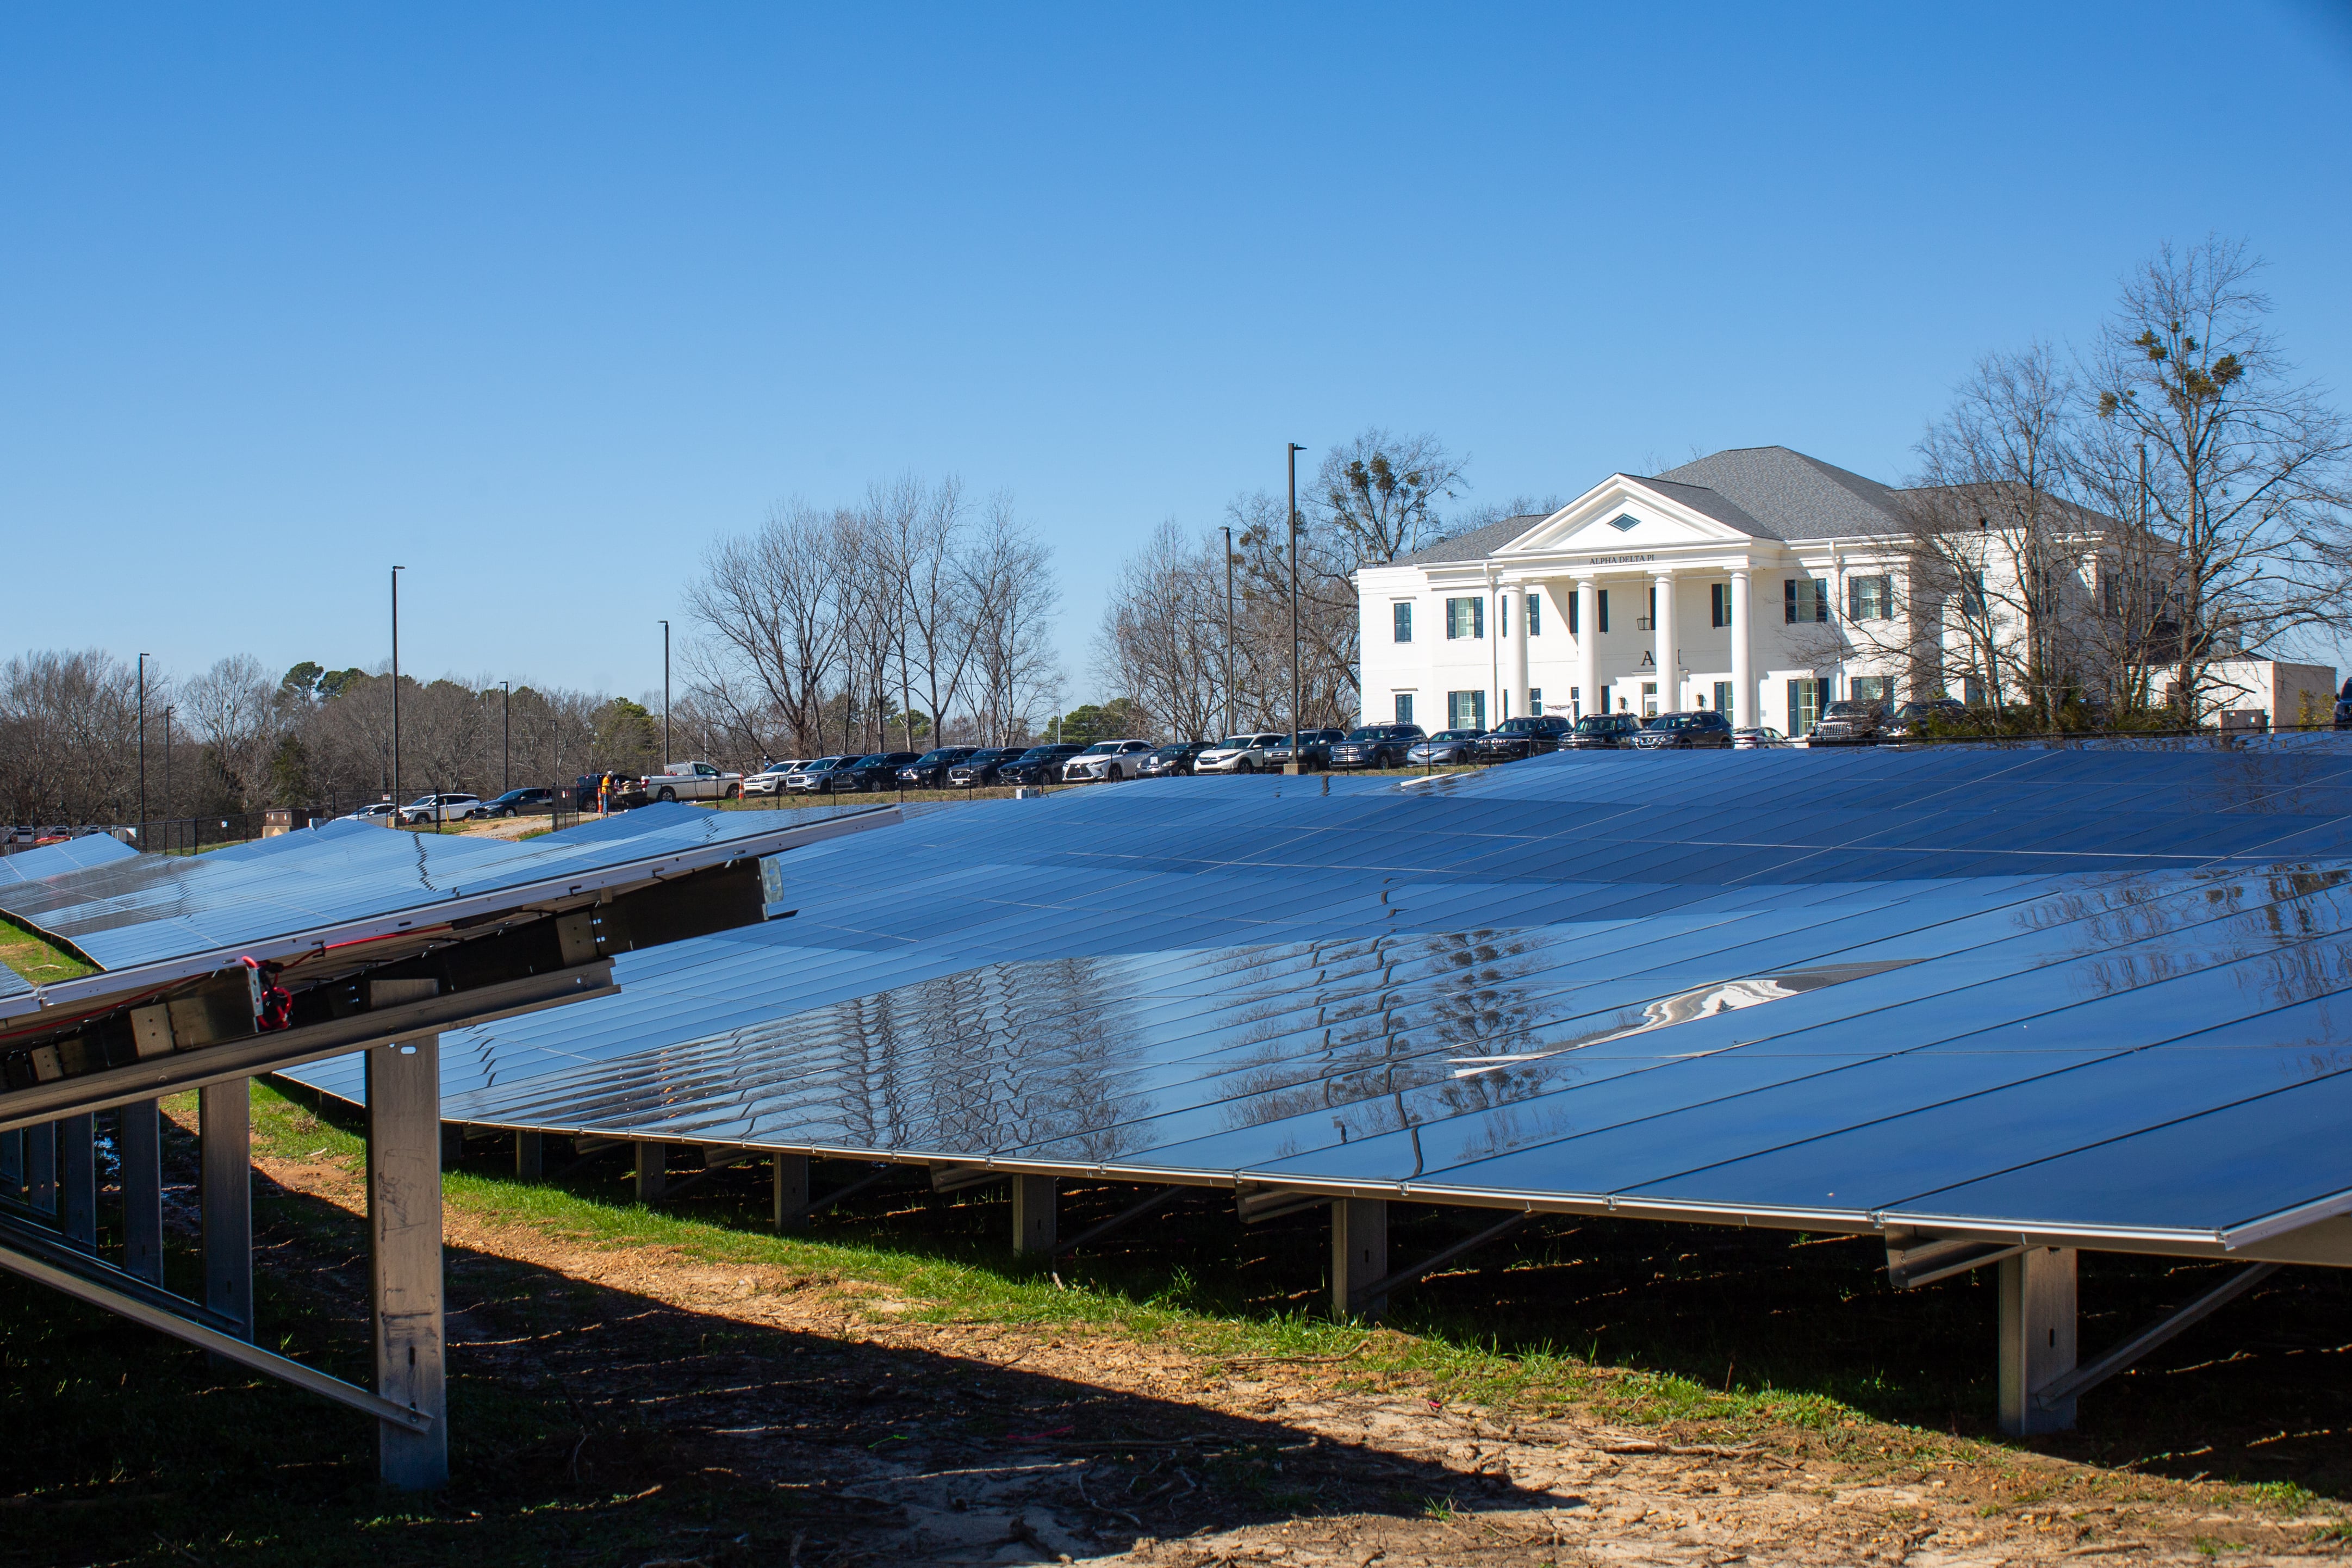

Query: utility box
left=262, top=808, right=321, bottom=837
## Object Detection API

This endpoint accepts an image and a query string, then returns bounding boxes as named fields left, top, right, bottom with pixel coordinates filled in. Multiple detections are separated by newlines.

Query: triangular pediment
left=1496, top=476, right=1758, bottom=556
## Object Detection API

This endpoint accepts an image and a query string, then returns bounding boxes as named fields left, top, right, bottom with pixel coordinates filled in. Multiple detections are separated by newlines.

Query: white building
left=1354, top=445, right=2332, bottom=736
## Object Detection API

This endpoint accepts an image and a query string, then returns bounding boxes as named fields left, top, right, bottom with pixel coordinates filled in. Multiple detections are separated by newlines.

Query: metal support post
left=773, top=1153, right=809, bottom=1229
left=368, top=1032, right=449, bottom=1489
left=1998, top=1246, right=2077, bottom=1435
left=24, top=1121, right=55, bottom=1214
left=1011, top=1174, right=1056, bottom=1254
left=1331, top=1198, right=1389, bottom=1321
left=199, top=1079, right=253, bottom=1341
left=59, top=1113, right=96, bottom=1248
left=634, top=1141, right=667, bottom=1205
left=0, top=1127, right=19, bottom=1191
left=120, top=1100, right=164, bottom=1284
left=514, top=1130, right=543, bottom=1180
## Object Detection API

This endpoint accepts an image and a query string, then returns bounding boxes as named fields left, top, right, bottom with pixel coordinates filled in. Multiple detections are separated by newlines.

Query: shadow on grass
left=0, top=1109, right=1553, bottom=1568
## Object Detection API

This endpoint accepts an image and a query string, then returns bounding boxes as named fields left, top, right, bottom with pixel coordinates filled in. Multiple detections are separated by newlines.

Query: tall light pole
left=1220, top=524, right=1236, bottom=739
left=1286, top=443, right=1306, bottom=774
left=501, top=680, right=512, bottom=792
left=659, top=620, right=671, bottom=768
left=137, top=654, right=150, bottom=842
left=390, top=567, right=405, bottom=817
left=163, top=705, right=173, bottom=838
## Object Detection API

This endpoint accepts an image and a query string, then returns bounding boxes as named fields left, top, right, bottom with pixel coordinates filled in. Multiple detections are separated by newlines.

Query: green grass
left=0, top=911, right=96, bottom=983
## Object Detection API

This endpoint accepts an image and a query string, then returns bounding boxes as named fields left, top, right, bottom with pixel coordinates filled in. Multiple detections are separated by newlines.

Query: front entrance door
left=1642, top=682, right=1659, bottom=718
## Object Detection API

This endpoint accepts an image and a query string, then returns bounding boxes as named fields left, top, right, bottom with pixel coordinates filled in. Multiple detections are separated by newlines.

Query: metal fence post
left=366, top=1032, right=449, bottom=1489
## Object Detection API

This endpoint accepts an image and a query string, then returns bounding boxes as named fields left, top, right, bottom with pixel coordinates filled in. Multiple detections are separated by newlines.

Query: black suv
left=1328, top=723, right=1426, bottom=770
left=997, top=743, right=1086, bottom=786
left=1137, top=741, right=1216, bottom=778
left=895, top=746, right=978, bottom=788
left=1565, top=714, right=1645, bottom=750
left=1471, top=715, right=1575, bottom=763
left=944, top=748, right=1025, bottom=788
left=1806, top=701, right=1886, bottom=747
left=838, top=751, right=924, bottom=790
left=1263, top=727, right=1348, bottom=771
left=482, top=787, right=560, bottom=817
left=1628, top=711, right=1735, bottom=749
left=1881, top=699, right=1966, bottom=739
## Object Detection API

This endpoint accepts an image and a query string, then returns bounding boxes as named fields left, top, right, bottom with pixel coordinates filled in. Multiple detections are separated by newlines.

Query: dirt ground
left=196, top=1121, right=2350, bottom=1568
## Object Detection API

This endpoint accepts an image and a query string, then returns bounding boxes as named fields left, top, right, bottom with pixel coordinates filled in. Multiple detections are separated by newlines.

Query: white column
left=1505, top=580, right=1530, bottom=723
left=1731, top=567, right=1754, bottom=729
left=1576, top=577, right=1599, bottom=720
left=1652, top=570, right=1677, bottom=711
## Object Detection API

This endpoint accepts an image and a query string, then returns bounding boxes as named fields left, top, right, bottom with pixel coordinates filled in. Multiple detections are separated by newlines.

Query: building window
left=1392, top=602, right=1413, bottom=643
left=1961, top=570, right=1987, bottom=621
left=1711, top=582, right=1732, bottom=627
left=1447, top=690, right=1486, bottom=729
left=1567, top=593, right=1579, bottom=635
left=1499, top=594, right=1508, bottom=637
left=1529, top=687, right=1543, bottom=716
left=1788, top=678, right=1828, bottom=737
left=1714, top=680, right=1733, bottom=716
left=1852, top=675, right=1892, bottom=707
left=1848, top=575, right=1893, bottom=620
left=1526, top=593, right=1541, bottom=636
left=1445, top=598, right=1484, bottom=639
left=1394, top=693, right=1414, bottom=725
left=1640, top=585, right=1657, bottom=631
left=1784, top=578, right=1828, bottom=624
left=1962, top=676, right=1985, bottom=707
left=1569, top=685, right=1581, bottom=719
left=1597, top=589, right=1610, bottom=633
left=1641, top=681, right=1659, bottom=718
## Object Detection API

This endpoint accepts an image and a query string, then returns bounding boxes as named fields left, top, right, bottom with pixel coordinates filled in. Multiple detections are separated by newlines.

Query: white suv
left=1061, top=739, right=1155, bottom=782
left=1193, top=733, right=1289, bottom=774
left=397, top=792, right=483, bottom=824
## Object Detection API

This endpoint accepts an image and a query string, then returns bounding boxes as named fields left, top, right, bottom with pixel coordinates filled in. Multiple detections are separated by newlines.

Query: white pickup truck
left=637, top=761, right=745, bottom=802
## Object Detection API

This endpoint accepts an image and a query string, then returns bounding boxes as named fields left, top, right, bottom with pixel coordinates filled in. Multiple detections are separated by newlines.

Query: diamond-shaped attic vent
left=1608, top=514, right=1639, bottom=532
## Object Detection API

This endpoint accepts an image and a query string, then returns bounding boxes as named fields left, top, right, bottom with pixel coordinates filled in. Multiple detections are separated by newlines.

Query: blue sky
left=4, top=4, right=2348, bottom=703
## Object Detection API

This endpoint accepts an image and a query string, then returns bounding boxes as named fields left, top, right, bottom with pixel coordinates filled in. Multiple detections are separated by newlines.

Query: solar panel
left=287, top=740, right=2352, bottom=1260
left=0, top=833, right=138, bottom=886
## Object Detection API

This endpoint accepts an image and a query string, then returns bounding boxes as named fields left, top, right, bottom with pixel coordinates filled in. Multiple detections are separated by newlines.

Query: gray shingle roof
left=1394, top=513, right=1550, bottom=566
left=1650, top=446, right=1906, bottom=540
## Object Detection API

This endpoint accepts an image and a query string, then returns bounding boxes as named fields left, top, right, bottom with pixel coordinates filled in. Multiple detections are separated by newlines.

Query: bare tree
left=182, top=654, right=279, bottom=806
left=0, top=649, right=143, bottom=825
left=1310, top=429, right=1470, bottom=563
left=2083, top=237, right=2352, bottom=724
left=1891, top=345, right=2091, bottom=720
left=685, top=500, right=858, bottom=756
left=965, top=497, right=1061, bottom=746
left=1095, top=520, right=1228, bottom=743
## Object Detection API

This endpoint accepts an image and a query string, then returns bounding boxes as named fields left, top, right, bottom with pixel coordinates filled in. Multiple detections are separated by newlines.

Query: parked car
left=1471, top=715, right=1576, bottom=763
left=638, top=761, right=743, bottom=802
left=1136, top=741, right=1217, bottom=778
left=1733, top=726, right=1794, bottom=749
left=835, top=751, right=923, bottom=791
left=1327, top=724, right=1427, bottom=771
left=945, top=748, right=1028, bottom=788
left=896, top=746, right=979, bottom=789
left=1262, top=728, right=1350, bottom=771
left=1404, top=729, right=1485, bottom=766
left=398, top=792, right=484, bottom=824
left=1628, top=711, right=1736, bottom=750
left=742, top=760, right=808, bottom=796
left=480, top=787, right=560, bottom=817
left=1194, top=732, right=1291, bottom=774
left=1880, top=699, right=1968, bottom=740
left=1061, top=739, right=1155, bottom=782
left=1806, top=701, right=1887, bottom=747
left=785, top=755, right=859, bottom=793
left=340, top=801, right=402, bottom=823
left=1565, top=714, right=1646, bottom=750
left=997, top=743, right=1087, bottom=786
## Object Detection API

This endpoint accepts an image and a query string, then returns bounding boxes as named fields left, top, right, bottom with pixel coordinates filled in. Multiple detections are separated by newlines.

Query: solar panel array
left=0, top=804, right=836, bottom=976
left=279, top=740, right=2352, bottom=1254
